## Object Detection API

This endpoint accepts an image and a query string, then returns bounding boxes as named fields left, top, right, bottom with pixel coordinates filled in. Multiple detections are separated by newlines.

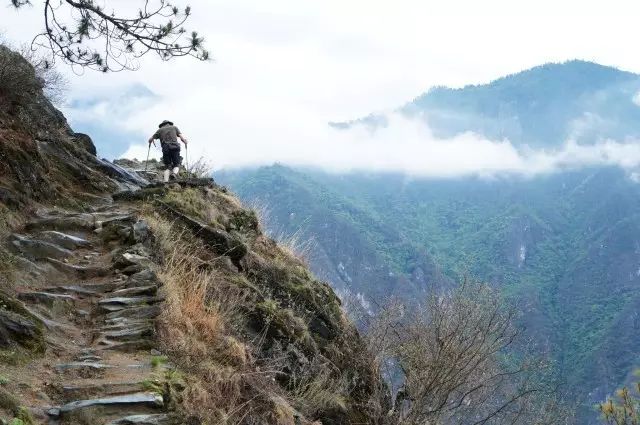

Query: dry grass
left=185, top=156, right=215, bottom=179
left=273, top=228, right=316, bottom=266
left=288, top=361, right=348, bottom=419
left=145, top=213, right=281, bottom=423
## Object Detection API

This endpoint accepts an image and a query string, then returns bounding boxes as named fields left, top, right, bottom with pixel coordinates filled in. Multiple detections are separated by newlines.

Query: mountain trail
left=1, top=190, right=177, bottom=424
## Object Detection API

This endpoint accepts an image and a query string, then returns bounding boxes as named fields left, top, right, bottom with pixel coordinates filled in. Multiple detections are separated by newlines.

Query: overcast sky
left=3, top=0, right=640, bottom=176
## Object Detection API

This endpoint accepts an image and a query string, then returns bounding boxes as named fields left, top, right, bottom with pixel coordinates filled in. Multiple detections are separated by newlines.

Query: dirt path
left=1, top=200, right=176, bottom=424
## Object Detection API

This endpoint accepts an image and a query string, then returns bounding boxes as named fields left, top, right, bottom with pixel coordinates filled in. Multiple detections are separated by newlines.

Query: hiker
left=148, top=120, right=188, bottom=182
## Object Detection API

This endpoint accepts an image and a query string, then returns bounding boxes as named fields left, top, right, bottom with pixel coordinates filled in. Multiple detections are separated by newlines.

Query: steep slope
left=221, top=163, right=640, bottom=423
left=218, top=166, right=452, bottom=308
left=0, top=47, right=383, bottom=424
left=223, top=61, right=640, bottom=422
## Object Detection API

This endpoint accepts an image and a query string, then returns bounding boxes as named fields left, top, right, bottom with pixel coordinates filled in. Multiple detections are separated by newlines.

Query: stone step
left=61, top=381, right=150, bottom=402
left=75, top=354, right=103, bottom=362
left=47, top=392, right=164, bottom=418
left=55, top=362, right=114, bottom=378
left=26, top=213, right=96, bottom=232
left=96, top=325, right=155, bottom=342
left=98, top=296, right=164, bottom=312
left=40, top=285, right=101, bottom=297
left=36, top=230, right=93, bottom=250
left=127, top=270, right=161, bottom=288
left=17, top=291, right=76, bottom=307
left=55, top=362, right=114, bottom=372
left=108, top=414, right=175, bottom=425
left=10, top=234, right=72, bottom=260
left=111, top=285, right=158, bottom=297
left=96, top=340, right=156, bottom=353
left=99, top=318, right=154, bottom=331
left=104, top=305, right=162, bottom=321
left=45, top=257, right=111, bottom=278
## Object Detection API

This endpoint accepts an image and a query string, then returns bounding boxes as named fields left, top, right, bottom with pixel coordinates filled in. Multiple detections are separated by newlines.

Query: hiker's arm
left=148, top=136, right=156, bottom=146
left=179, top=133, right=188, bottom=145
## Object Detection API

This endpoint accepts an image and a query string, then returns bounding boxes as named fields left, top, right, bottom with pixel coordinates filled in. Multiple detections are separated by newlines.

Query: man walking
left=148, top=120, right=188, bottom=182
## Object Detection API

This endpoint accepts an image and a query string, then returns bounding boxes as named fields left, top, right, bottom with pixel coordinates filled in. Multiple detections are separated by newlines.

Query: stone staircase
left=3, top=202, right=178, bottom=424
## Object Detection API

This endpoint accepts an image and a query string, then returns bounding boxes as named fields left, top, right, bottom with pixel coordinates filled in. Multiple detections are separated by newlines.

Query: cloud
left=119, top=108, right=640, bottom=178
left=5, top=0, right=640, bottom=179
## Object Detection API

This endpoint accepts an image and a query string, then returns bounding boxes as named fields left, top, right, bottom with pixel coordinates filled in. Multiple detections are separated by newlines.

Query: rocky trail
left=1, top=191, right=178, bottom=424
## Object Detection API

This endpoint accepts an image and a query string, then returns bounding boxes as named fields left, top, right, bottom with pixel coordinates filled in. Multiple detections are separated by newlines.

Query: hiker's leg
left=162, top=147, right=173, bottom=182
left=170, top=148, right=181, bottom=178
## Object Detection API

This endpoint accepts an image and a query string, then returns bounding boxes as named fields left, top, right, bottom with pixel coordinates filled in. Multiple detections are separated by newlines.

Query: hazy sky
left=3, top=0, right=640, bottom=176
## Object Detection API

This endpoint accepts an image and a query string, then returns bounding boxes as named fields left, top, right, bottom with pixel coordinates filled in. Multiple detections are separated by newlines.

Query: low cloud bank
left=121, top=112, right=640, bottom=179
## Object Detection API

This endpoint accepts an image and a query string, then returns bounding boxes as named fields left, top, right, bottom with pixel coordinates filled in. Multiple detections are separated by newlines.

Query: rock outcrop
left=0, top=46, right=382, bottom=424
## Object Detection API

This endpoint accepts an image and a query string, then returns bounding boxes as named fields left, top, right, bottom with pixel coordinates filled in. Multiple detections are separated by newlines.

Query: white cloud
left=4, top=0, right=640, bottom=178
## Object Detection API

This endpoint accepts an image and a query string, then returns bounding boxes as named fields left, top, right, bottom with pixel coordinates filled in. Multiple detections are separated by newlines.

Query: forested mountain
left=219, top=60, right=640, bottom=422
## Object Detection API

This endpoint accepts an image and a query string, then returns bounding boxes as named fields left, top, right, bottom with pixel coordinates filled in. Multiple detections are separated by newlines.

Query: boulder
left=11, top=234, right=72, bottom=260
left=72, top=132, right=97, bottom=156
left=0, top=292, right=44, bottom=352
left=36, top=231, right=92, bottom=250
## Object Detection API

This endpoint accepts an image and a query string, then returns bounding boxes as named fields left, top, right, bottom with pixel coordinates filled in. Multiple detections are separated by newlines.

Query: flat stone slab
left=48, top=392, right=163, bottom=417
left=104, top=305, right=161, bottom=321
left=26, top=214, right=95, bottom=232
left=62, top=381, right=148, bottom=402
left=11, top=234, right=72, bottom=260
left=100, top=318, right=154, bottom=331
left=17, top=291, right=76, bottom=306
left=97, top=339, right=155, bottom=352
left=36, top=231, right=92, bottom=250
left=112, top=285, right=158, bottom=297
left=99, top=296, right=163, bottom=308
left=98, top=325, right=155, bottom=342
left=108, top=414, right=174, bottom=425
left=46, top=258, right=111, bottom=278
left=55, top=362, right=114, bottom=372
left=41, top=285, right=100, bottom=296
left=127, top=270, right=160, bottom=287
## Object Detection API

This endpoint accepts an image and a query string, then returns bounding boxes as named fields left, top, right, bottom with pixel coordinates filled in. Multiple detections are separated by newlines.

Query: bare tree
left=18, top=45, right=68, bottom=105
left=365, top=281, right=571, bottom=425
left=9, top=0, right=209, bottom=72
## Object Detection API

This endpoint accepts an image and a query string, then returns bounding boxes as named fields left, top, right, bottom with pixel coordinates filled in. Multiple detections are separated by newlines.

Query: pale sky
left=2, top=0, right=640, bottom=176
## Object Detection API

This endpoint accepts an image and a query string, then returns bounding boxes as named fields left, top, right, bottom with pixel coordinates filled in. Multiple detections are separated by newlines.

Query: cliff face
left=0, top=45, right=145, bottom=209
left=0, top=47, right=382, bottom=424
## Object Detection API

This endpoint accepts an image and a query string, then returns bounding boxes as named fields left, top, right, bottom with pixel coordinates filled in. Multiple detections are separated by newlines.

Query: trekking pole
left=144, top=143, right=151, bottom=173
left=185, top=144, right=189, bottom=177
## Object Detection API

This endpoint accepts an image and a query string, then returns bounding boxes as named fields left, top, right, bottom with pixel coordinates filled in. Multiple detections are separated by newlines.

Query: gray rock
left=55, top=362, right=113, bottom=371
left=36, top=230, right=92, bottom=250
left=112, top=285, right=158, bottom=297
left=97, top=325, right=154, bottom=342
left=108, top=414, right=174, bottom=425
left=75, top=354, right=102, bottom=362
left=72, top=132, right=97, bottom=156
left=26, top=214, right=95, bottom=232
left=98, top=340, right=156, bottom=352
left=17, top=291, right=76, bottom=307
left=62, top=381, right=148, bottom=402
left=99, top=296, right=163, bottom=310
left=49, top=392, right=163, bottom=417
left=104, top=305, right=161, bottom=321
left=100, top=318, right=153, bottom=331
left=11, top=234, right=72, bottom=260
left=0, top=308, right=44, bottom=351
left=41, top=285, right=100, bottom=296
left=133, top=220, right=151, bottom=243
left=45, top=258, right=111, bottom=278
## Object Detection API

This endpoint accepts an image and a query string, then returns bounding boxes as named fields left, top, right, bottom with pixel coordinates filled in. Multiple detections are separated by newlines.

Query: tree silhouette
left=9, top=0, right=209, bottom=72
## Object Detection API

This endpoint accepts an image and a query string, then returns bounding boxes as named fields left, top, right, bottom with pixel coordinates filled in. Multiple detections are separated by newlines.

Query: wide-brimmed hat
left=158, top=120, right=174, bottom=128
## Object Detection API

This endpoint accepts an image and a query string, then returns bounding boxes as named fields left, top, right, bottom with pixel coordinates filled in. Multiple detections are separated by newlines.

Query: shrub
left=0, top=45, right=42, bottom=109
